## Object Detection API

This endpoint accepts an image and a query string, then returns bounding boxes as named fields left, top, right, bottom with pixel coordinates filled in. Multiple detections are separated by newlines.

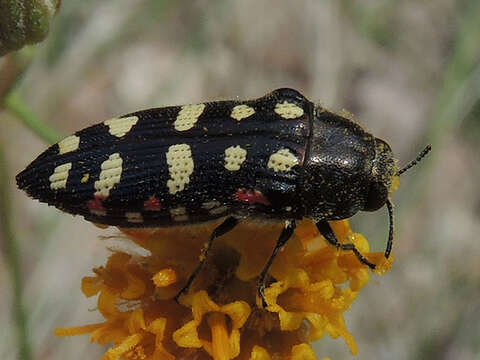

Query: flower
left=55, top=219, right=393, bottom=360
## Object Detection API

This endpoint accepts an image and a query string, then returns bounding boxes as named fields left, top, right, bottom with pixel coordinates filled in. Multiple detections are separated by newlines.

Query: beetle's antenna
left=384, top=199, right=394, bottom=258
left=397, top=144, right=432, bottom=176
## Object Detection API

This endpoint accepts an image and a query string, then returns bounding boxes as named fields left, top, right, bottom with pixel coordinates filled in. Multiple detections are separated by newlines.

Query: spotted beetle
left=16, top=88, right=431, bottom=306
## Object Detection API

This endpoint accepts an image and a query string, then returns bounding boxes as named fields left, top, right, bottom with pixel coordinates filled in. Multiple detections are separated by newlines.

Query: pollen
left=56, top=219, right=393, bottom=360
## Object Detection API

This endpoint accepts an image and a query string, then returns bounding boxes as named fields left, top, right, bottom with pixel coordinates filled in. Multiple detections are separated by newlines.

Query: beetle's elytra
left=16, top=88, right=396, bottom=226
left=16, top=88, right=430, bottom=306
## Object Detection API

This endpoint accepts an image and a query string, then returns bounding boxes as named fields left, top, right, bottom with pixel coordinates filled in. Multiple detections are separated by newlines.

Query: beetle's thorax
left=299, top=106, right=377, bottom=220
left=371, top=138, right=397, bottom=194
left=362, top=138, right=397, bottom=212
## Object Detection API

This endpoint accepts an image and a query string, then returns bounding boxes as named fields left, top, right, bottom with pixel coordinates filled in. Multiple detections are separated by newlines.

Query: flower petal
left=173, top=320, right=202, bottom=348
left=220, top=301, right=251, bottom=329
left=291, top=343, right=317, bottom=360
left=249, top=345, right=272, bottom=360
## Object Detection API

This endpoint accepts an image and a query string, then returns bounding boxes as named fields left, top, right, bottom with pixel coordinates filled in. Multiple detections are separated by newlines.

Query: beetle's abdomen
left=17, top=88, right=312, bottom=227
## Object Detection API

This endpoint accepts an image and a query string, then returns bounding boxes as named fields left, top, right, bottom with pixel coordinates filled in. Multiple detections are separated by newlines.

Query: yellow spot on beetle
left=268, top=149, right=299, bottom=172
left=58, top=135, right=80, bottom=154
left=231, top=105, right=255, bottom=121
left=170, top=207, right=188, bottom=222
left=126, top=212, right=143, bottom=223
left=104, top=116, right=139, bottom=138
left=94, top=153, right=123, bottom=197
left=81, top=173, right=90, bottom=183
left=274, top=101, right=304, bottom=119
left=166, top=144, right=194, bottom=194
left=49, top=163, right=72, bottom=190
left=174, top=104, right=205, bottom=131
left=224, top=145, right=247, bottom=171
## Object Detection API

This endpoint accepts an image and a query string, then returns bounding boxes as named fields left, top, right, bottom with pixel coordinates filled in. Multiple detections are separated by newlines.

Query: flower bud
left=0, top=0, right=61, bottom=56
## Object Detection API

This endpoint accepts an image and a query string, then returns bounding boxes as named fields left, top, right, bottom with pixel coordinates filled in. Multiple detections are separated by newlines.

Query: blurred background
left=1, top=0, right=479, bottom=359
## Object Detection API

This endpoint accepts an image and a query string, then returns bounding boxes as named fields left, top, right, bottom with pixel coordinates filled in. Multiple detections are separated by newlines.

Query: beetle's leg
left=258, top=220, right=296, bottom=308
left=174, top=216, right=239, bottom=303
left=316, top=220, right=376, bottom=269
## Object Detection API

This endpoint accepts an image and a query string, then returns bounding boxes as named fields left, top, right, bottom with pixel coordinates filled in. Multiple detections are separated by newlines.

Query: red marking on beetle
left=87, top=195, right=105, bottom=211
left=234, top=189, right=271, bottom=206
left=144, top=196, right=162, bottom=211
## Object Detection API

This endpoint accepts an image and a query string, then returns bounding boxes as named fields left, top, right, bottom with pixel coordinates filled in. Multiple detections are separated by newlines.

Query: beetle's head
left=365, top=142, right=432, bottom=259
left=363, top=138, right=397, bottom=212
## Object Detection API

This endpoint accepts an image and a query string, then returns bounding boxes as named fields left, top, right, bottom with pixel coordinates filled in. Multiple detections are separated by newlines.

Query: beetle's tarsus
left=173, top=291, right=182, bottom=304
left=385, top=199, right=394, bottom=259
left=257, top=220, right=297, bottom=308
left=258, top=284, right=268, bottom=308
left=316, top=220, right=376, bottom=269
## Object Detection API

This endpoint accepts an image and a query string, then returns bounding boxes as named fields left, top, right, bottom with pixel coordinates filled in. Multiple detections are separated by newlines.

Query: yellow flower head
left=56, top=219, right=393, bottom=360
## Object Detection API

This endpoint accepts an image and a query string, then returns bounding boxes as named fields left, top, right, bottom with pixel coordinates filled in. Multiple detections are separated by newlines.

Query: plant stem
left=0, top=145, right=33, bottom=360
left=3, top=91, right=62, bottom=144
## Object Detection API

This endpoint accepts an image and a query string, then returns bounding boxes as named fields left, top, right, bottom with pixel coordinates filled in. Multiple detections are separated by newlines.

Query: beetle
left=16, top=88, right=431, bottom=306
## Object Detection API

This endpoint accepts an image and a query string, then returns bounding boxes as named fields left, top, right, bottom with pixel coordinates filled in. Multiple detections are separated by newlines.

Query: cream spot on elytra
left=224, top=145, right=247, bottom=171
left=49, top=162, right=72, bottom=190
left=126, top=212, right=143, bottom=223
left=202, top=201, right=220, bottom=210
left=166, top=144, right=194, bottom=194
left=201, top=201, right=228, bottom=215
left=174, top=104, right=205, bottom=131
left=274, top=101, right=304, bottom=119
left=58, top=135, right=80, bottom=154
left=231, top=104, right=255, bottom=121
left=94, top=153, right=123, bottom=197
left=267, top=149, right=298, bottom=172
left=104, top=116, right=139, bottom=137
left=170, top=207, right=189, bottom=222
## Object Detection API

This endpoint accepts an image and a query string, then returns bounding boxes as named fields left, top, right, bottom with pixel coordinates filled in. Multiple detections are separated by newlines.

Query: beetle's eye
left=364, top=181, right=388, bottom=212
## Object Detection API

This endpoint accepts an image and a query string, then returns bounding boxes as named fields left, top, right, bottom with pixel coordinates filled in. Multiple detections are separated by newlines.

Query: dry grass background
left=1, top=0, right=480, bottom=359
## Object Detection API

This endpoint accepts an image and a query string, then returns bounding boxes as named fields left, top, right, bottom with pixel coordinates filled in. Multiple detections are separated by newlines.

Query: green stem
left=0, top=145, right=33, bottom=360
left=3, top=91, right=62, bottom=144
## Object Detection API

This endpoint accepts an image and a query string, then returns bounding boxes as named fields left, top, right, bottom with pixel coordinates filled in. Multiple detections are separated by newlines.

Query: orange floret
left=56, top=219, right=393, bottom=359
